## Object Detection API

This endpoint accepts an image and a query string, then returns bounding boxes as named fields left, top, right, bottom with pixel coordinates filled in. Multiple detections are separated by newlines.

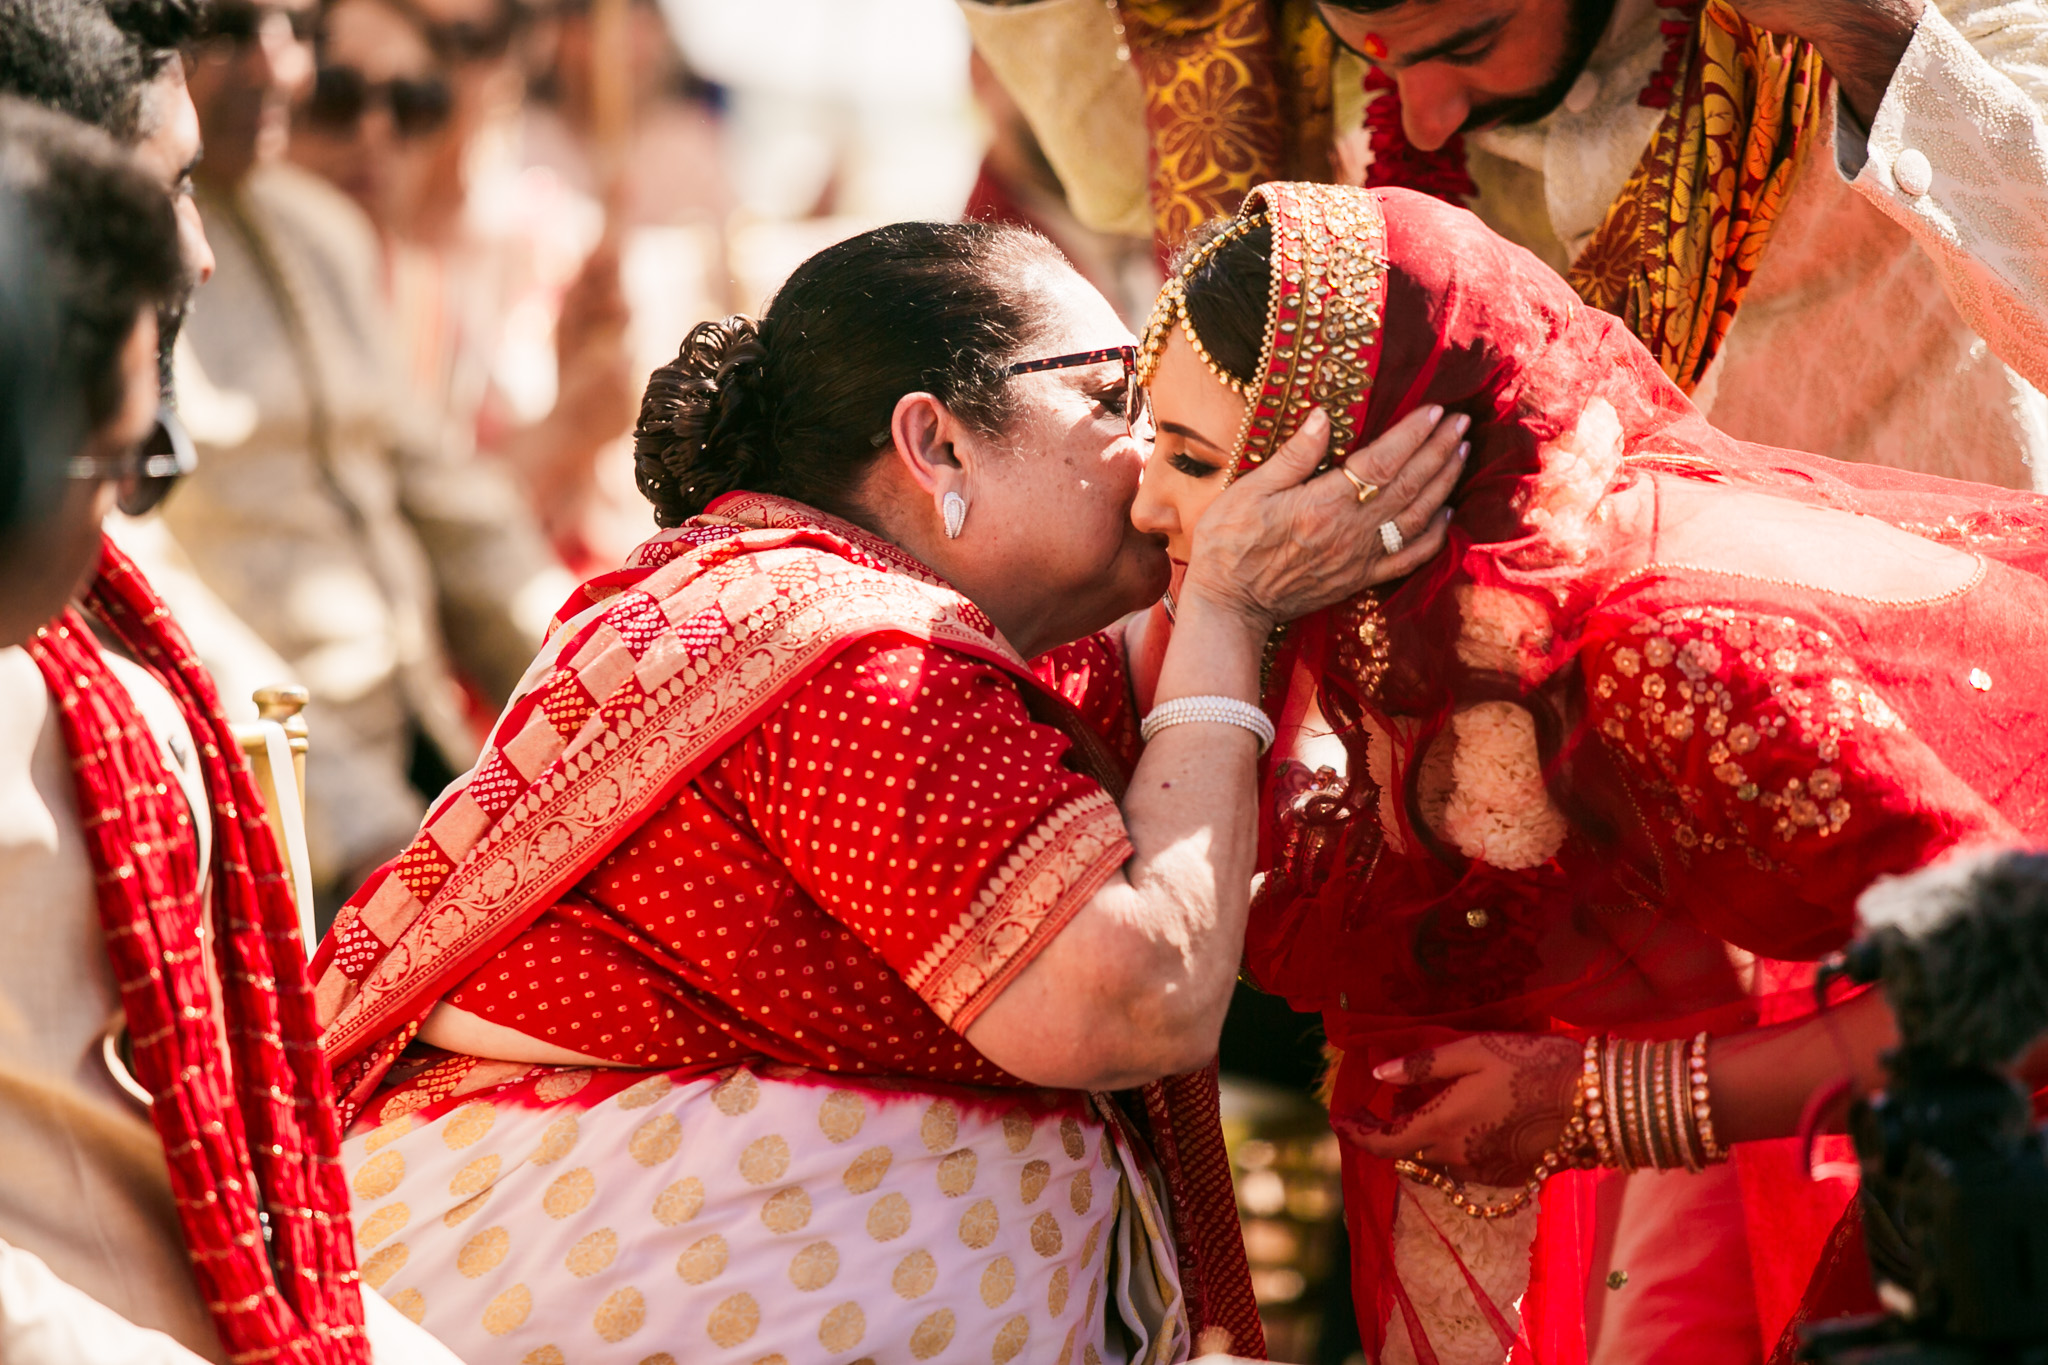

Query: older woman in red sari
left=1132, top=183, right=2048, bottom=1365
left=313, top=220, right=1466, bottom=1363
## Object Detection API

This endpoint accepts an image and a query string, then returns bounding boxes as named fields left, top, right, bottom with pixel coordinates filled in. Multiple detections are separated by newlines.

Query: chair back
left=232, top=684, right=316, bottom=956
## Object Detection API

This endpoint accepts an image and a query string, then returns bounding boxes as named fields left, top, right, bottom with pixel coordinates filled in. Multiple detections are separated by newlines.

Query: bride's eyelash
left=1169, top=453, right=1222, bottom=479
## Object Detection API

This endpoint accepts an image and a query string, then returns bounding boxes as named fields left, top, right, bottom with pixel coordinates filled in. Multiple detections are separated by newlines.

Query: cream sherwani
left=964, top=0, right=2048, bottom=490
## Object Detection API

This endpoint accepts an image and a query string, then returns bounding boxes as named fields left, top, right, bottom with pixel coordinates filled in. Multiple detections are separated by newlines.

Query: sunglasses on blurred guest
left=305, top=65, right=454, bottom=138
left=196, top=1, right=317, bottom=49
left=67, top=407, right=197, bottom=518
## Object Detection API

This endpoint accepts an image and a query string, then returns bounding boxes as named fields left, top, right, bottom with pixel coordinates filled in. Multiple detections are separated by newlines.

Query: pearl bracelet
left=1139, top=695, right=1276, bottom=754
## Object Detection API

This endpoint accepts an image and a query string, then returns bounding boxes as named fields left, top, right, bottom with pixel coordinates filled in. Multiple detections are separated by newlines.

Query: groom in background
left=960, top=0, right=2048, bottom=492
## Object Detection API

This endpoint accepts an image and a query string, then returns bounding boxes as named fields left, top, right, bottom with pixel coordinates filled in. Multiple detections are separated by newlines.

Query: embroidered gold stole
left=1115, top=0, right=1826, bottom=392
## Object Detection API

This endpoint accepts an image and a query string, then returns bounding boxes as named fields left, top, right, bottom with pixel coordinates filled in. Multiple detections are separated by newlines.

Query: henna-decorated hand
left=1337, top=1033, right=1582, bottom=1186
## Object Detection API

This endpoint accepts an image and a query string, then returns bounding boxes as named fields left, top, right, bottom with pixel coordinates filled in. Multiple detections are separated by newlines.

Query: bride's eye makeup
left=1167, top=452, right=1223, bottom=479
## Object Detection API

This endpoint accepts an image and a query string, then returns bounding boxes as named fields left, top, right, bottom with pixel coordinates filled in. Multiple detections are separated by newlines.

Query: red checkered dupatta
left=26, top=538, right=368, bottom=1364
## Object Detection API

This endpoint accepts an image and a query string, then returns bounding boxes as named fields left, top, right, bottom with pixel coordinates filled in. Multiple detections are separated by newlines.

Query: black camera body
left=1799, top=852, right=2048, bottom=1365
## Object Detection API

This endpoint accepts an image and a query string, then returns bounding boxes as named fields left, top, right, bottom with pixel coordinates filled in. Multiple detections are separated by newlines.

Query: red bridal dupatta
left=313, top=492, right=1264, bottom=1353
left=25, top=539, right=368, bottom=1365
left=1195, top=183, right=2048, bottom=1363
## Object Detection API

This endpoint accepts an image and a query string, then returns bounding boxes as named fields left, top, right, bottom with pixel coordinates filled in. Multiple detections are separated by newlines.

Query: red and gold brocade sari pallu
left=1179, top=183, right=2048, bottom=1365
left=314, top=495, right=1261, bottom=1362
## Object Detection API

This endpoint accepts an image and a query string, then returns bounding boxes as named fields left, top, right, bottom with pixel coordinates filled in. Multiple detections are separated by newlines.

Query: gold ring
left=1338, top=466, right=1379, bottom=503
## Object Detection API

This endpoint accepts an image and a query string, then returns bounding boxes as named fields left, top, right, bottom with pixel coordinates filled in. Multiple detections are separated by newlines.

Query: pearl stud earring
left=943, top=491, right=967, bottom=539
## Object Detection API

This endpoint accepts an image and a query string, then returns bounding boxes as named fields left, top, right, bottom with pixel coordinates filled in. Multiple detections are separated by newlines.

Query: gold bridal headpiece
left=1136, top=214, right=1265, bottom=400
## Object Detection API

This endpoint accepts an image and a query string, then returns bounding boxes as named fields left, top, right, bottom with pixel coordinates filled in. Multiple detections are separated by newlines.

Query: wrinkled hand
left=1337, top=1033, right=1580, bottom=1186
left=1181, top=404, right=1467, bottom=633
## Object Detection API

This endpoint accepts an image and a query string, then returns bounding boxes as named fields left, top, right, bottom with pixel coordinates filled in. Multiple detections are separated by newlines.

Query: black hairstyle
left=0, top=99, right=183, bottom=432
left=0, top=184, right=73, bottom=532
left=1173, top=215, right=1273, bottom=391
left=103, top=0, right=208, bottom=63
left=0, top=0, right=153, bottom=139
left=633, top=219, right=1072, bottom=528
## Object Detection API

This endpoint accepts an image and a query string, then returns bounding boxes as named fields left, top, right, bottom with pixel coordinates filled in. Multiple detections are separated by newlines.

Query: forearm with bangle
left=1399, top=1032, right=1729, bottom=1220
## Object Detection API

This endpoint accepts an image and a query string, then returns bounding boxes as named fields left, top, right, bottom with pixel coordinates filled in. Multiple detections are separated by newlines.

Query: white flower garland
left=1440, top=701, right=1568, bottom=871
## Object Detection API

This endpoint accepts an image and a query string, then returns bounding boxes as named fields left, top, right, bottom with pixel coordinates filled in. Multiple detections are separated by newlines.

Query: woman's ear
left=885, top=391, right=968, bottom=501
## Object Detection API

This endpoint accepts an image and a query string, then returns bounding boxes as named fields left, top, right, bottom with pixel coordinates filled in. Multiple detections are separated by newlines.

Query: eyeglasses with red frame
left=1004, top=345, right=1155, bottom=448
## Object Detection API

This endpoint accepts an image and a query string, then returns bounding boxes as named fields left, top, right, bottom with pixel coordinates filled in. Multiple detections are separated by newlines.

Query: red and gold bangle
left=1582, top=1035, right=1615, bottom=1169
left=1690, top=1031, right=1725, bottom=1163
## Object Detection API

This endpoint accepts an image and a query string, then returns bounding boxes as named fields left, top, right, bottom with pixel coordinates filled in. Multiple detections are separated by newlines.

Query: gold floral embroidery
left=1587, top=607, right=1900, bottom=868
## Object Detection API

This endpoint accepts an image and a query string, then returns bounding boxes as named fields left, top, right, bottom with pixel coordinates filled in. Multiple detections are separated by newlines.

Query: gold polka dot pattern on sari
left=707, top=1290, right=759, bottom=1347
left=594, top=1285, right=646, bottom=1341
left=818, top=1301, right=865, bottom=1351
left=481, top=1282, right=531, bottom=1335
left=653, top=1175, right=703, bottom=1226
left=457, top=1227, right=507, bottom=1279
left=565, top=1228, right=618, bottom=1278
left=339, top=1066, right=1183, bottom=1362
left=892, top=1249, right=937, bottom=1299
left=630, top=1113, right=682, bottom=1166
left=442, top=1102, right=495, bottom=1149
left=818, top=1090, right=865, bottom=1143
left=787, top=1240, right=839, bottom=1291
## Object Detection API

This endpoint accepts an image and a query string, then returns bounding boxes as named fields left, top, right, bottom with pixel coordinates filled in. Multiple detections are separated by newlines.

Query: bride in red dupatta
left=312, top=219, right=1466, bottom=1363
left=1132, top=182, right=2048, bottom=1365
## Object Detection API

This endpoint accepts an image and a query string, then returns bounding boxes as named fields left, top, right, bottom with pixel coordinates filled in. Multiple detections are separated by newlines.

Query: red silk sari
left=313, top=493, right=1262, bottom=1352
left=1190, top=184, right=2048, bottom=1362
left=24, top=540, right=367, bottom=1365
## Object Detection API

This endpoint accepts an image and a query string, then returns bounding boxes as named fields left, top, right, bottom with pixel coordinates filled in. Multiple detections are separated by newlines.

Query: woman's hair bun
left=633, top=314, right=775, bottom=527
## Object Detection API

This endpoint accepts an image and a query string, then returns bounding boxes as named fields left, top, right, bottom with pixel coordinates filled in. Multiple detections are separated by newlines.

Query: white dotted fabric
left=340, top=1064, right=1187, bottom=1364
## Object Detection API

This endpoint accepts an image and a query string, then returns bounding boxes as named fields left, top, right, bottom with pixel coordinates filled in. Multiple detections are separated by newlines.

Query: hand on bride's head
left=1174, top=403, right=1468, bottom=632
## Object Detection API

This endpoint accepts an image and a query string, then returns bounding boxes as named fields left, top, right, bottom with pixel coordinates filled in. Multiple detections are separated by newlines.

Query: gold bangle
left=1690, top=1032, right=1725, bottom=1163
left=1635, top=1040, right=1660, bottom=1170
left=1582, top=1035, right=1615, bottom=1168
left=1669, top=1039, right=1702, bottom=1172
left=1661, top=1039, right=1690, bottom=1171
left=1604, top=1030, right=1631, bottom=1172
left=1648, top=1039, right=1673, bottom=1168
left=1615, top=1040, right=1637, bottom=1169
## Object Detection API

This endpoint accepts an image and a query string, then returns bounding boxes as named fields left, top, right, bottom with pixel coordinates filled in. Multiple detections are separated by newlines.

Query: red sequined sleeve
left=734, top=635, right=1134, bottom=1031
left=1583, top=606, right=2015, bottom=959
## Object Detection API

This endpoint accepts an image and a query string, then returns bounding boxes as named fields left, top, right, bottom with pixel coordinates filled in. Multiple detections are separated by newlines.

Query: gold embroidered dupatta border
left=1566, top=0, right=1827, bottom=392
left=315, top=493, right=1072, bottom=1123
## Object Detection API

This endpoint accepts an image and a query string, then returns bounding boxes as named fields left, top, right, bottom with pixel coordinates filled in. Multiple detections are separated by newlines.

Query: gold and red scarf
left=1116, top=0, right=1826, bottom=392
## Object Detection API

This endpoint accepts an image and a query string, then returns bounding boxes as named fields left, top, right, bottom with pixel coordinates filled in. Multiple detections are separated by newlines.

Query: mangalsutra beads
left=1397, top=1032, right=1730, bottom=1221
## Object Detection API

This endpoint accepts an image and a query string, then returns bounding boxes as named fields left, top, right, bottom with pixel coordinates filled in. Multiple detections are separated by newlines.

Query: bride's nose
left=1129, top=461, right=1179, bottom=537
